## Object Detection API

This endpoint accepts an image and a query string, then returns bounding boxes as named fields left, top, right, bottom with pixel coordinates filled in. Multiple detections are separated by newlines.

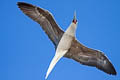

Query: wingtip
left=112, top=71, right=117, bottom=75
left=102, top=59, right=117, bottom=75
left=17, top=2, right=25, bottom=6
left=17, top=2, right=33, bottom=8
left=109, top=64, right=117, bottom=75
left=17, top=2, right=27, bottom=5
left=106, top=60, right=117, bottom=75
left=17, top=2, right=26, bottom=8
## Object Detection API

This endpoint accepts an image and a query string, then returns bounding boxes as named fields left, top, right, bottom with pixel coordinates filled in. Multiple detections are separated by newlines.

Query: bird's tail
left=45, top=50, right=67, bottom=79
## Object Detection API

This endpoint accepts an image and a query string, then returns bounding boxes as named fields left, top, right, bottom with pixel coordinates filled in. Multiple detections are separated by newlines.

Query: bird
left=17, top=2, right=117, bottom=79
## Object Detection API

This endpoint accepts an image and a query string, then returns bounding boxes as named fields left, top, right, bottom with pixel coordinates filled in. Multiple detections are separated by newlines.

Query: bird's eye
left=72, top=19, right=77, bottom=24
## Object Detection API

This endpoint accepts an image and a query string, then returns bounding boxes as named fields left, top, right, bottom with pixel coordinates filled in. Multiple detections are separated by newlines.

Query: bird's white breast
left=56, top=33, right=73, bottom=52
left=56, top=22, right=76, bottom=53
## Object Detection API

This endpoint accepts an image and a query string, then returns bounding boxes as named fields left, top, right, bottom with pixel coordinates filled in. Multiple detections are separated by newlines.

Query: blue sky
left=0, top=0, right=120, bottom=80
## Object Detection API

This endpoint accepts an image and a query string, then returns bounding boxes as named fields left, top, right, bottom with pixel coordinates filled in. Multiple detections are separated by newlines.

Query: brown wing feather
left=17, top=2, right=64, bottom=46
left=65, top=38, right=117, bottom=75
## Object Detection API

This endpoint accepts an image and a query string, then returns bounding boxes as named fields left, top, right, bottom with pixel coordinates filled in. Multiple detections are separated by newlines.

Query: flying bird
left=17, top=2, right=117, bottom=79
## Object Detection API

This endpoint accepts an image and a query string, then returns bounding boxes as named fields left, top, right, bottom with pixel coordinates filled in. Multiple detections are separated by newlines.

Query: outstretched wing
left=65, top=38, right=117, bottom=75
left=17, top=2, right=64, bottom=46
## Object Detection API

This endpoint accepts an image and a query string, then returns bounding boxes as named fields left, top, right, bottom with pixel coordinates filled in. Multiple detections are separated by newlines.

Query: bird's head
left=72, top=11, right=77, bottom=24
left=65, top=11, right=78, bottom=37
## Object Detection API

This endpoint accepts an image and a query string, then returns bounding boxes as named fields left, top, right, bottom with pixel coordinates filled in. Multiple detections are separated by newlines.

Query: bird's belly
left=56, top=33, right=73, bottom=51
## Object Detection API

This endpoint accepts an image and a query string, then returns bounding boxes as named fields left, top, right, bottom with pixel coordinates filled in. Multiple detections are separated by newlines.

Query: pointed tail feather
left=45, top=50, right=67, bottom=79
left=45, top=55, right=61, bottom=79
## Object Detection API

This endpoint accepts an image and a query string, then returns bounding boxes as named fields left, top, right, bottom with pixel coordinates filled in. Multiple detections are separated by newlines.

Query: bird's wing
left=65, top=38, right=117, bottom=75
left=17, top=2, right=64, bottom=46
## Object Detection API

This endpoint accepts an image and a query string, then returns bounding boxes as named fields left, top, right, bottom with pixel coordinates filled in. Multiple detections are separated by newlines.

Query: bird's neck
left=65, top=23, right=77, bottom=37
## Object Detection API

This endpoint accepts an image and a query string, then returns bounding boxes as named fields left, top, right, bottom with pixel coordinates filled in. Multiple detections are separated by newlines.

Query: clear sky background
left=0, top=0, right=120, bottom=80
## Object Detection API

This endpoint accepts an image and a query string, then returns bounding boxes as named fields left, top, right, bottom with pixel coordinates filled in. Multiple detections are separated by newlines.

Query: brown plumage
left=17, top=2, right=117, bottom=75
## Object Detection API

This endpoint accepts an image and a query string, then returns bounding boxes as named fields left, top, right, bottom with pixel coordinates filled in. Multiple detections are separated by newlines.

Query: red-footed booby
left=17, top=2, right=117, bottom=79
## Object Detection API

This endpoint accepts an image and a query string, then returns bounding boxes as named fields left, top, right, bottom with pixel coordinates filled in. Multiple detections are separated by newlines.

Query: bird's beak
left=74, top=11, right=76, bottom=20
left=72, top=11, right=77, bottom=24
